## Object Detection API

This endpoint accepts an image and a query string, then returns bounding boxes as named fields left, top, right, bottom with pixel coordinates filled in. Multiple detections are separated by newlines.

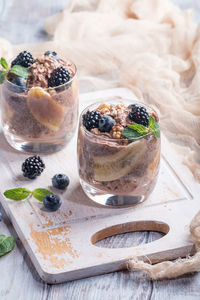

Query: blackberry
left=52, top=174, right=70, bottom=190
left=48, top=67, right=71, bottom=87
left=22, top=155, right=45, bottom=179
left=11, top=51, right=34, bottom=68
left=128, top=105, right=149, bottom=127
left=83, top=110, right=101, bottom=131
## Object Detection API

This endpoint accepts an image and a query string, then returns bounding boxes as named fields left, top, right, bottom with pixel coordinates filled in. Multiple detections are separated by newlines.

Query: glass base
left=80, top=179, right=146, bottom=208
left=3, top=129, right=73, bottom=154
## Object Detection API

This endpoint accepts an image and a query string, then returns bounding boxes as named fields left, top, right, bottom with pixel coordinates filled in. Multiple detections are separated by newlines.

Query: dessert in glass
left=77, top=99, right=161, bottom=207
left=1, top=51, right=78, bottom=153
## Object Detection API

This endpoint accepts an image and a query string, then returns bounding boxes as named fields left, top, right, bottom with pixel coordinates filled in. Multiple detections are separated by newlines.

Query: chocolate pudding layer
left=78, top=100, right=160, bottom=200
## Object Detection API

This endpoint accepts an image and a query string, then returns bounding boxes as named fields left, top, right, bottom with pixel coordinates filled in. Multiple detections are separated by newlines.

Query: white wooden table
left=0, top=0, right=200, bottom=299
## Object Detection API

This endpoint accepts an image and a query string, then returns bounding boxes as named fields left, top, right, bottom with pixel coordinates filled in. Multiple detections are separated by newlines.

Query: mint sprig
left=32, top=188, right=53, bottom=202
left=0, top=57, right=29, bottom=84
left=0, top=70, right=7, bottom=84
left=9, top=65, right=29, bottom=78
left=0, top=57, right=9, bottom=70
left=3, top=187, right=52, bottom=202
left=128, top=123, right=149, bottom=135
left=4, top=188, right=31, bottom=201
left=0, top=235, right=15, bottom=257
left=122, top=115, right=160, bottom=139
left=148, top=115, right=160, bottom=139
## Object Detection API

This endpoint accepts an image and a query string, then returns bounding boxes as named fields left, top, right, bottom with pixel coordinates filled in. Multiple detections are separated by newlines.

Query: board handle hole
left=91, top=221, right=169, bottom=248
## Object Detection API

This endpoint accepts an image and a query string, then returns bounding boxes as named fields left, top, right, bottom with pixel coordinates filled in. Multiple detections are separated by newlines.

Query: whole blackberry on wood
left=22, top=156, right=45, bottom=179
left=128, top=104, right=149, bottom=127
left=83, top=111, right=101, bottom=131
left=48, top=67, right=71, bottom=87
left=11, top=51, right=34, bottom=68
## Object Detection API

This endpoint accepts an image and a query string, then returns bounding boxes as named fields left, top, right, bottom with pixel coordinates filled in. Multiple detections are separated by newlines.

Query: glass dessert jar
left=1, top=52, right=78, bottom=153
left=77, top=99, right=161, bottom=207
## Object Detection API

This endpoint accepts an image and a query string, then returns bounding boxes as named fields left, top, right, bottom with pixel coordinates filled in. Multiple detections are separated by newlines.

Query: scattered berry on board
left=0, top=211, right=2, bottom=222
left=22, top=156, right=45, bottom=179
left=43, top=194, right=61, bottom=211
left=52, top=174, right=70, bottom=190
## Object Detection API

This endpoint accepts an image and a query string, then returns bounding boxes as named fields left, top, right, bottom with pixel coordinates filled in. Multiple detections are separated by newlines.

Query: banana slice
left=93, top=139, right=147, bottom=182
left=27, top=87, right=68, bottom=132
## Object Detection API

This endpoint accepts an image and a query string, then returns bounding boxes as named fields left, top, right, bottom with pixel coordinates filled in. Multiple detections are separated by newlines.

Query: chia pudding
left=1, top=51, right=78, bottom=153
left=78, top=100, right=161, bottom=207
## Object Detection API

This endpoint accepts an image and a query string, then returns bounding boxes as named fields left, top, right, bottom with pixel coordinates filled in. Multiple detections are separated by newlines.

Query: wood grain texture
left=0, top=0, right=200, bottom=299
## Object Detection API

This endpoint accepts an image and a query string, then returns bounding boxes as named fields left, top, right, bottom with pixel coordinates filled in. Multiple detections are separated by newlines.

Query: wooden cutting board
left=0, top=88, right=199, bottom=284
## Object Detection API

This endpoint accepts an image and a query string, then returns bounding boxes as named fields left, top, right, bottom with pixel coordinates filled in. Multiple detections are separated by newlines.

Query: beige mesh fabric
left=1, top=0, right=200, bottom=279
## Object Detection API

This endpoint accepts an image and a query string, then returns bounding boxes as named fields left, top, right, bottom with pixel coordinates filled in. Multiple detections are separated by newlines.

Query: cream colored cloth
left=44, top=0, right=200, bottom=182
left=1, top=0, right=200, bottom=279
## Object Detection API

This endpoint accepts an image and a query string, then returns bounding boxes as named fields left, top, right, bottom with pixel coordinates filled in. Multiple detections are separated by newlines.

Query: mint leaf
left=9, top=65, right=29, bottom=79
left=122, top=123, right=149, bottom=139
left=152, top=122, right=160, bottom=139
left=32, top=188, right=53, bottom=202
left=0, top=70, right=7, bottom=84
left=4, top=188, right=31, bottom=201
left=148, top=115, right=155, bottom=129
left=0, top=235, right=15, bottom=257
left=128, top=123, right=149, bottom=135
left=0, top=57, right=9, bottom=70
left=148, top=115, right=160, bottom=139
left=122, top=127, right=143, bottom=139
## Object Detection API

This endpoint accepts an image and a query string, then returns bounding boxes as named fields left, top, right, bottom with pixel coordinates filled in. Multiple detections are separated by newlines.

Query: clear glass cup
left=77, top=99, right=161, bottom=207
left=1, top=61, right=78, bottom=153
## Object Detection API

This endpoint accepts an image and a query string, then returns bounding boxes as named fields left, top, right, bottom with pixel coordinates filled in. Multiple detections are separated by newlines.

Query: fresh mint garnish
left=4, top=188, right=31, bottom=201
left=9, top=65, right=29, bottom=79
left=0, top=235, right=15, bottom=257
left=122, top=123, right=149, bottom=139
left=128, top=123, right=149, bottom=135
left=122, top=115, right=160, bottom=139
left=0, top=57, right=9, bottom=70
left=122, top=127, right=146, bottom=139
left=4, top=187, right=53, bottom=202
left=0, top=57, right=29, bottom=84
left=32, top=188, right=53, bottom=202
left=148, top=115, right=155, bottom=128
left=148, top=115, right=160, bottom=139
left=0, top=70, right=7, bottom=84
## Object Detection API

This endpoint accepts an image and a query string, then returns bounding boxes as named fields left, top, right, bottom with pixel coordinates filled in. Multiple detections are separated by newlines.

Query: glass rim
left=4, top=56, right=77, bottom=92
left=80, top=98, right=160, bottom=142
